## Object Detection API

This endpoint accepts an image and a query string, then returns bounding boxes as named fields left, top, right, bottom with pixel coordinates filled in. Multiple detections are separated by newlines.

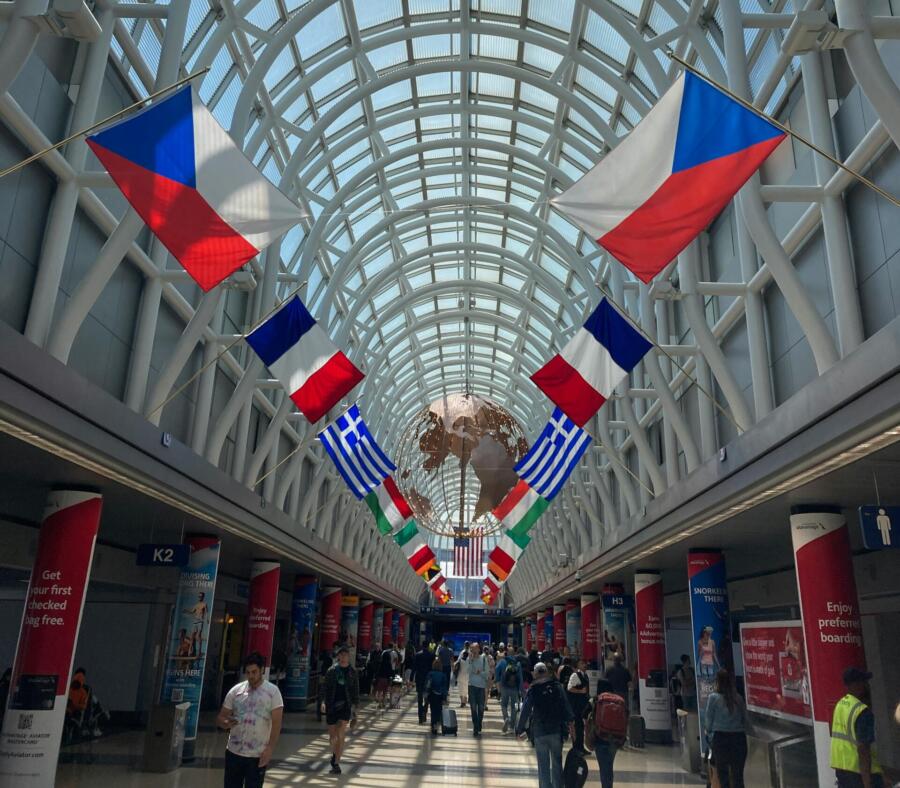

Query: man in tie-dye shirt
left=217, top=652, right=284, bottom=788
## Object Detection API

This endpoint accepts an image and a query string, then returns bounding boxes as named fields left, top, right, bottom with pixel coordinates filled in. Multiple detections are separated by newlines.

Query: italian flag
left=365, top=477, right=413, bottom=535
left=494, top=479, right=549, bottom=535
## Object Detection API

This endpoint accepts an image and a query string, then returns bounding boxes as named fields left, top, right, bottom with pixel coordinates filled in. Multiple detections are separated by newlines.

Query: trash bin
left=141, top=702, right=191, bottom=772
left=676, top=708, right=701, bottom=773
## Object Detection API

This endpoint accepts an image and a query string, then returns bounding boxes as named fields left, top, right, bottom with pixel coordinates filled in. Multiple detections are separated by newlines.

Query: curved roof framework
left=6, top=0, right=899, bottom=605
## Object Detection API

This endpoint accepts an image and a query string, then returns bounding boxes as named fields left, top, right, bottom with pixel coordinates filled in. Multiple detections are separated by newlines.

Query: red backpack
left=593, top=692, right=628, bottom=740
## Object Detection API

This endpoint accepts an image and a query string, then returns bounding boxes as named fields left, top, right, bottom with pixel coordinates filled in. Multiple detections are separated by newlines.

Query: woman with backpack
left=704, top=669, right=750, bottom=788
left=496, top=649, right=523, bottom=733
left=585, top=677, right=628, bottom=788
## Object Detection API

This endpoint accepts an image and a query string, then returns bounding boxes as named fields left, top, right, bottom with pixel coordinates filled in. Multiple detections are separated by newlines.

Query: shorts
left=326, top=706, right=351, bottom=726
left=374, top=677, right=390, bottom=692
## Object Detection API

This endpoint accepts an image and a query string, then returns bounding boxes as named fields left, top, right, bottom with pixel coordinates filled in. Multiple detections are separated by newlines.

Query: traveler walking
left=455, top=644, right=470, bottom=707
left=516, top=662, right=575, bottom=788
left=605, top=654, right=632, bottom=708
left=704, top=668, right=749, bottom=788
left=217, top=652, right=284, bottom=788
left=374, top=644, right=394, bottom=708
left=437, top=640, right=454, bottom=685
left=414, top=641, right=434, bottom=724
left=677, top=654, right=696, bottom=711
left=496, top=648, right=523, bottom=732
left=830, top=667, right=884, bottom=788
left=586, top=677, right=628, bottom=788
left=322, top=645, right=359, bottom=775
left=427, top=657, right=450, bottom=735
left=515, top=647, right=533, bottom=688
left=467, top=642, right=490, bottom=737
left=566, top=659, right=591, bottom=752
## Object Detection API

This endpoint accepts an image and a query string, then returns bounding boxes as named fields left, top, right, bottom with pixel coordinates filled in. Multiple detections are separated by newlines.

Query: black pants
left=835, top=771, right=885, bottom=788
left=416, top=683, right=428, bottom=723
left=224, top=749, right=266, bottom=788
left=429, top=692, right=444, bottom=731
left=710, top=731, right=747, bottom=788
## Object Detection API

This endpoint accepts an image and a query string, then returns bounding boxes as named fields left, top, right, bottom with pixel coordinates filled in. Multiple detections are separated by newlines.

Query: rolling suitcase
left=563, top=747, right=589, bottom=788
left=628, top=714, right=646, bottom=748
left=441, top=706, right=458, bottom=736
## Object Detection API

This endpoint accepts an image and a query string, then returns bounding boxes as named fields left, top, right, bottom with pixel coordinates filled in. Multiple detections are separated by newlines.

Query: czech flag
left=531, top=299, right=652, bottom=427
left=246, top=296, right=363, bottom=423
left=87, top=86, right=304, bottom=291
left=551, top=72, right=785, bottom=283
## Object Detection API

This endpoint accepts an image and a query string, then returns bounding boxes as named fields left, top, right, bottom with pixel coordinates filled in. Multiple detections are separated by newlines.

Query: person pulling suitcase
left=426, top=658, right=449, bottom=736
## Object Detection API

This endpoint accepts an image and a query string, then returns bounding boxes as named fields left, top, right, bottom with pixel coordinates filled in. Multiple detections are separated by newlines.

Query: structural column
left=635, top=570, right=670, bottom=742
left=340, top=594, right=359, bottom=663
left=552, top=604, right=566, bottom=651
left=371, top=604, right=385, bottom=652
left=0, top=490, right=102, bottom=788
left=790, top=507, right=867, bottom=788
left=382, top=607, right=394, bottom=648
left=319, top=586, right=342, bottom=655
left=284, top=575, right=317, bottom=711
left=244, top=561, right=280, bottom=679
left=565, top=599, right=580, bottom=658
left=581, top=593, right=601, bottom=694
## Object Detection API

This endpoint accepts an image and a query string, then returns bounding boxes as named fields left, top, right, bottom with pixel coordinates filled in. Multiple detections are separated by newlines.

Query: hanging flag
left=364, top=477, right=413, bottom=535
left=86, top=86, right=304, bottom=291
left=550, top=72, right=785, bottom=283
left=453, top=527, right=484, bottom=577
left=481, top=576, right=501, bottom=605
left=422, top=564, right=442, bottom=585
left=515, top=408, right=592, bottom=500
left=318, top=405, right=395, bottom=499
left=393, top=520, right=419, bottom=551
left=531, top=299, right=652, bottom=427
left=494, top=479, right=549, bottom=536
left=409, top=544, right=437, bottom=575
left=487, top=543, right=516, bottom=582
left=245, top=296, right=363, bottom=423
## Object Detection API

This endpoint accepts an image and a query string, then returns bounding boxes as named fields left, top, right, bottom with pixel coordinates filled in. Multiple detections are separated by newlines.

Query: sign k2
left=136, top=543, right=191, bottom=567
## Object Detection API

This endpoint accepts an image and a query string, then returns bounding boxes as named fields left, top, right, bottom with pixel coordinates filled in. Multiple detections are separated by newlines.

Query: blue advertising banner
left=544, top=609, right=553, bottom=649
left=372, top=605, right=384, bottom=651
left=391, top=610, right=400, bottom=644
left=601, top=585, right=628, bottom=672
left=284, top=575, right=317, bottom=711
left=160, top=535, right=220, bottom=759
left=341, top=595, right=360, bottom=662
left=565, top=600, right=581, bottom=658
left=688, top=550, right=732, bottom=755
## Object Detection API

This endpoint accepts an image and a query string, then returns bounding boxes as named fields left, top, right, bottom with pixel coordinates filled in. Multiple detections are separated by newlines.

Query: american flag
left=454, top=527, right=484, bottom=577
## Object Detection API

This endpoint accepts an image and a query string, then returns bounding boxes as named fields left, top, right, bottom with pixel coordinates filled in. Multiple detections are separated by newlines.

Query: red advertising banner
left=320, top=586, right=342, bottom=651
left=791, top=508, right=866, bottom=787
left=397, top=613, right=407, bottom=648
left=358, top=599, right=374, bottom=652
left=524, top=616, right=533, bottom=651
left=581, top=593, right=600, bottom=666
left=739, top=621, right=811, bottom=725
left=553, top=604, right=566, bottom=650
left=635, top=571, right=669, bottom=736
left=536, top=609, right=547, bottom=651
left=244, top=560, right=280, bottom=673
left=0, top=490, right=102, bottom=787
left=382, top=607, right=393, bottom=648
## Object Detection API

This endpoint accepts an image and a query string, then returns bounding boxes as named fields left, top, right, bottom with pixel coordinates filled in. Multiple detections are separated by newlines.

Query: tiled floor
left=57, top=688, right=703, bottom=786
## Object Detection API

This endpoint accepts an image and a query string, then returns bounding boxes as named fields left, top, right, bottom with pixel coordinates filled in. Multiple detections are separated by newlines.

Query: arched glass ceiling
left=109, top=0, right=799, bottom=572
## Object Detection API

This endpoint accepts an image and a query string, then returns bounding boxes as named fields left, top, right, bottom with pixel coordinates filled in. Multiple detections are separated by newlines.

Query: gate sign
left=858, top=506, right=898, bottom=550
left=136, top=543, right=190, bottom=566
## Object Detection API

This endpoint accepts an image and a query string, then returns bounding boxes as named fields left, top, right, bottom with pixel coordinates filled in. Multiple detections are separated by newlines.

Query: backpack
left=531, top=680, right=563, bottom=727
left=503, top=660, right=519, bottom=688
left=593, top=692, right=628, bottom=740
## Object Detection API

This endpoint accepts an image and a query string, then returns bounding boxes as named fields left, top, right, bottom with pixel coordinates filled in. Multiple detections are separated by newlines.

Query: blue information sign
left=858, top=506, right=898, bottom=550
left=135, top=543, right=190, bottom=567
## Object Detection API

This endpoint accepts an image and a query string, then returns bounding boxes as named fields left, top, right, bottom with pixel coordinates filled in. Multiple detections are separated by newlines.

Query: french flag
left=531, top=299, right=652, bottom=427
left=87, top=86, right=304, bottom=291
left=551, top=72, right=785, bottom=283
left=245, top=296, right=363, bottom=424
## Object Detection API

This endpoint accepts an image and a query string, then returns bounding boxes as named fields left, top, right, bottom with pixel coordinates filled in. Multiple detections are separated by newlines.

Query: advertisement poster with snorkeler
left=740, top=621, right=812, bottom=724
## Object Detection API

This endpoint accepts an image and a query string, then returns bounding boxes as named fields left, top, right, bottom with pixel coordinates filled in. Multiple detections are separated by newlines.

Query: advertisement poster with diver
left=160, top=536, right=220, bottom=750
left=687, top=549, right=732, bottom=755
left=740, top=621, right=812, bottom=724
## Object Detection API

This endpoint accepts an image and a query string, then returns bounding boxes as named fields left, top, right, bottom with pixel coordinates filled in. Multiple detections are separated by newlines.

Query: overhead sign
left=420, top=606, right=511, bottom=617
left=135, top=543, right=190, bottom=567
left=858, top=505, right=898, bottom=550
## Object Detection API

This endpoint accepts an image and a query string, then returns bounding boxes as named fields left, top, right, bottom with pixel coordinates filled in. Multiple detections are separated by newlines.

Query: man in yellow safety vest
left=830, top=667, right=883, bottom=788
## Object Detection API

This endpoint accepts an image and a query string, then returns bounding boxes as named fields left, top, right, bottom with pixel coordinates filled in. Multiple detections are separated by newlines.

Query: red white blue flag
left=245, top=296, right=363, bottom=423
left=87, top=86, right=304, bottom=291
left=551, top=72, right=785, bottom=283
left=531, top=299, right=652, bottom=427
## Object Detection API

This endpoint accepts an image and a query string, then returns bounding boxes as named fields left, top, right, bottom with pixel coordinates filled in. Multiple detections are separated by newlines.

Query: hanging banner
left=530, top=615, right=538, bottom=652
left=372, top=605, right=384, bottom=651
left=284, top=575, right=317, bottom=711
left=635, top=571, right=670, bottom=739
left=543, top=608, right=553, bottom=651
left=382, top=607, right=393, bottom=647
left=160, top=535, right=221, bottom=760
left=320, top=586, right=342, bottom=654
left=565, top=600, right=581, bottom=657
left=581, top=593, right=601, bottom=694
left=601, top=584, right=628, bottom=671
left=391, top=610, right=400, bottom=644
left=553, top=604, right=566, bottom=650
left=524, top=616, right=534, bottom=651
left=358, top=599, right=374, bottom=653
left=687, top=550, right=731, bottom=756
left=244, top=560, right=280, bottom=677
left=0, top=490, right=102, bottom=788
left=739, top=620, right=811, bottom=725
left=340, top=595, right=359, bottom=662
left=791, top=507, right=866, bottom=787
left=397, top=613, right=407, bottom=648
left=507, top=622, right=515, bottom=649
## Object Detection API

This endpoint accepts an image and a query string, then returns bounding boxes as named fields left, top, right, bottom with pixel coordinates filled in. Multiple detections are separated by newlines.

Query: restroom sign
left=858, top=506, right=898, bottom=550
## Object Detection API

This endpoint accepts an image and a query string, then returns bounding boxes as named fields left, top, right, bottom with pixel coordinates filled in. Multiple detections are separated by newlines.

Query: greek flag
left=514, top=407, right=592, bottom=500
left=318, top=404, right=395, bottom=499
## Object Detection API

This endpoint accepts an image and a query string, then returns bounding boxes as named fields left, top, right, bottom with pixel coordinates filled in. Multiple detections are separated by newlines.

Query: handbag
left=707, top=752, right=722, bottom=788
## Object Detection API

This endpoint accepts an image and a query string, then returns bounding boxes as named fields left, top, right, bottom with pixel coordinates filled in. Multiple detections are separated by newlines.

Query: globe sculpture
left=394, top=393, right=529, bottom=537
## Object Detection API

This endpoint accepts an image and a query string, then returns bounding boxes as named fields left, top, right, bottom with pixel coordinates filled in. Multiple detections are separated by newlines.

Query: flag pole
left=0, top=68, right=210, bottom=181
left=665, top=51, right=900, bottom=210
